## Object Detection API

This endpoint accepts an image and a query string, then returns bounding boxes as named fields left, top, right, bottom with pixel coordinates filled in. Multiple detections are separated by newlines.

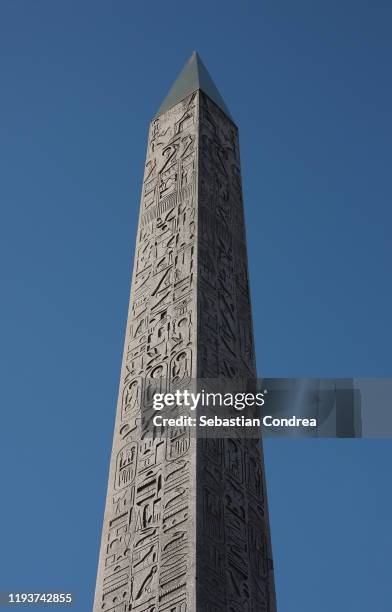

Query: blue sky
left=1, top=1, right=391, bottom=610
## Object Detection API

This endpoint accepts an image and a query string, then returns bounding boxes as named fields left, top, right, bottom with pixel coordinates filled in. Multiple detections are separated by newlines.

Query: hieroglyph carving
left=196, top=93, right=275, bottom=611
left=94, top=90, right=276, bottom=612
left=94, top=92, right=198, bottom=612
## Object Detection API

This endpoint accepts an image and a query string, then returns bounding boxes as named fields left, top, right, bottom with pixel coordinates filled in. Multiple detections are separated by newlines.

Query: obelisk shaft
left=94, top=60, right=276, bottom=612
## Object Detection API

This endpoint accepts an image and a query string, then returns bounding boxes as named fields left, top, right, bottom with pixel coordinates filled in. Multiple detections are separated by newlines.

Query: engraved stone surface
left=94, top=54, right=276, bottom=612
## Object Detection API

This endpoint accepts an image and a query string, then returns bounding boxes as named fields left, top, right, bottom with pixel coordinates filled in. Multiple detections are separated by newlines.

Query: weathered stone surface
left=94, top=56, right=276, bottom=612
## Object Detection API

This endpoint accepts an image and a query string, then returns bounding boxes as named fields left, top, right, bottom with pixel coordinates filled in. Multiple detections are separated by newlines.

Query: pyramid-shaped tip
left=154, top=52, right=233, bottom=121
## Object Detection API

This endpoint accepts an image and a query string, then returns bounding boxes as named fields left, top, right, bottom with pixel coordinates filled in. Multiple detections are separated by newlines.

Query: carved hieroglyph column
left=94, top=52, right=276, bottom=612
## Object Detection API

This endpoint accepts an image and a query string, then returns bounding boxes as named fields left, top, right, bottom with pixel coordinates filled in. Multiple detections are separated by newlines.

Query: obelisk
left=94, top=52, right=276, bottom=612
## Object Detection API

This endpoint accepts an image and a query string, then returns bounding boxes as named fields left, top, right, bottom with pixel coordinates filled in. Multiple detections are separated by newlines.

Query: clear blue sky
left=1, top=1, right=391, bottom=610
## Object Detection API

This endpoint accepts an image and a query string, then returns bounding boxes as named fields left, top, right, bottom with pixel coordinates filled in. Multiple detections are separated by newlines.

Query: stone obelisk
left=94, top=52, right=276, bottom=612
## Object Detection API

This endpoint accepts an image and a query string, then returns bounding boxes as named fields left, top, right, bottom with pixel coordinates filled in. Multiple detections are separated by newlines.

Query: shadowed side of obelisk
left=195, top=90, right=276, bottom=611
